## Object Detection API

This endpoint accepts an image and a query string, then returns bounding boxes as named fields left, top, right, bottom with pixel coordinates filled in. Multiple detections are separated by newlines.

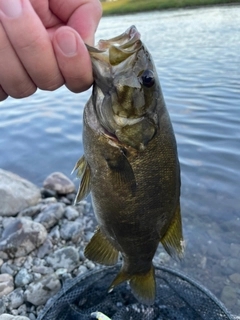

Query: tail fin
left=109, top=264, right=156, bottom=305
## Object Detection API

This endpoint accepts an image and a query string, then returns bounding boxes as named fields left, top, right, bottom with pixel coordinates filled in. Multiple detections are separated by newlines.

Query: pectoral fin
left=84, top=228, right=119, bottom=266
left=71, top=155, right=87, bottom=177
left=105, top=150, right=136, bottom=195
left=161, top=202, right=184, bottom=260
left=73, top=156, right=91, bottom=204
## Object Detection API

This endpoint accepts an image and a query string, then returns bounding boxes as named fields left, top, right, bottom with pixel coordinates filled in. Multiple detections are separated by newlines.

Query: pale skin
left=0, top=0, right=102, bottom=101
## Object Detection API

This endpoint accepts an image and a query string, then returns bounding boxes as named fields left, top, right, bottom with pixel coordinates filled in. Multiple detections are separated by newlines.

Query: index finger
left=50, top=0, right=102, bottom=45
left=0, top=0, right=64, bottom=90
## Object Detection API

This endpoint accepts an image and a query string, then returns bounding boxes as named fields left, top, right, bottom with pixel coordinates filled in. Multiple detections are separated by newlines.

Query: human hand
left=0, top=0, right=102, bottom=101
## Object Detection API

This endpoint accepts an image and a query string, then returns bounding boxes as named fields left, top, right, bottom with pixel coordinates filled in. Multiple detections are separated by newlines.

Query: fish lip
left=86, top=26, right=142, bottom=65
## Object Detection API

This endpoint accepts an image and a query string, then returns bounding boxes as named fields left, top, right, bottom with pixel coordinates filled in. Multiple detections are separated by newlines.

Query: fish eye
left=141, top=70, right=155, bottom=88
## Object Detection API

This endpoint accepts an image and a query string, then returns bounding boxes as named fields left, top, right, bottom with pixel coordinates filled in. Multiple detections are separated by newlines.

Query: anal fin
left=161, top=202, right=184, bottom=259
left=84, top=228, right=119, bottom=266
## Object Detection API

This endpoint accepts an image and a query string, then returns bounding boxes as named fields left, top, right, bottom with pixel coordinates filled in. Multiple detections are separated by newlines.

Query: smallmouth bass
left=73, top=26, right=184, bottom=305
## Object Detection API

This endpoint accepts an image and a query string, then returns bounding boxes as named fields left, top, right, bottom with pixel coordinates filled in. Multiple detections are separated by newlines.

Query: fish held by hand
left=73, top=26, right=184, bottom=305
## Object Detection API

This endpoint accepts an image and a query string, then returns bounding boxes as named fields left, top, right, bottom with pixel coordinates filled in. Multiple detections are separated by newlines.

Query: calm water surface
left=0, top=5, right=240, bottom=315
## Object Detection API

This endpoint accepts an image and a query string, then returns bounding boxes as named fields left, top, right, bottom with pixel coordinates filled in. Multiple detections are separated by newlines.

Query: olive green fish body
left=73, top=26, right=184, bottom=305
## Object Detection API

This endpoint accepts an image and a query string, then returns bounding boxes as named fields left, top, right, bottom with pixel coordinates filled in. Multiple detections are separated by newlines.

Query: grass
left=101, top=0, right=240, bottom=15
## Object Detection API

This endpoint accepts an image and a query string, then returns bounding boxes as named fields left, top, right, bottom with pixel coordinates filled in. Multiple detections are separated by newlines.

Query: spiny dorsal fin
left=74, top=163, right=91, bottom=204
left=109, top=264, right=156, bottom=305
left=161, top=202, right=184, bottom=260
left=84, top=227, right=119, bottom=266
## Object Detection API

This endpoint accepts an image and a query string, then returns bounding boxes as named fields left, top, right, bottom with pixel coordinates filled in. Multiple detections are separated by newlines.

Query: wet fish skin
left=74, top=26, right=184, bottom=305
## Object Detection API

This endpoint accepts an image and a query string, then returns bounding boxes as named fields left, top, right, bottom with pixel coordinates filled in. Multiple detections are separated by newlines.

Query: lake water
left=0, top=5, right=240, bottom=316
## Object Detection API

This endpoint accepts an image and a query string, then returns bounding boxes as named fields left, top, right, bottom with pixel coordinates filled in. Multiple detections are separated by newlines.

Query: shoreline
left=0, top=168, right=240, bottom=318
left=101, top=1, right=240, bottom=16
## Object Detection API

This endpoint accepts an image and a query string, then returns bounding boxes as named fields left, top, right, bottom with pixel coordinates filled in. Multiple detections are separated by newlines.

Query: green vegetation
left=101, top=0, right=240, bottom=15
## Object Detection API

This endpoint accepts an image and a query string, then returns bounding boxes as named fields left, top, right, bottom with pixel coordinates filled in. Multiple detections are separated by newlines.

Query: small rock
left=0, top=252, right=8, bottom=260
left=17, top=303, right=27, bottom=315
left=40, top=188, right=57, bottom=199
left=34, top=203, right=65, bottom=229
left=7, top=288, right=24, bottom=309
left=46, top=246, right=79, bottom=272
left=43, top=172, right=75, bottom=195
left=58, top=197, right=71, bottom=205
left=13, top=257, right=26, bottom=268
left=77, top=265, right=87, bottom=275
left=32, top=273, right=42, bottom=282
left=60, top=221, right=83, bottom=242
left=31, top=266, right=54, bottom=275
left=17, top=205, right=42, bottom=218
left=23, top=256, right=33, bottom=270
left=0, top=298, right=6, bottom=314
left=230, top=243, right=240, bottom=257
left=64, top=206, right=79, bottom=221
left=206, top=241, right=222, bottom=258
left=85, top=231, right=94, bottom=242
left=221, top=285, right=237, bottom=308
left=229, top=273, right=240, bottom=284
left=37, top=238, right=53, bottom=259
left=24, top=274, right=61, bottom=306
left=228, top=258, right=240, bottom=272
left=0, top=169, right=41, bottom=216
left=0, top=274, right=14, bottom=298
left=0, top=315, right=29, bottom=320
left=65, top=193, right=76, bottom=204
left=39, top=197, right=57, bottom=205
left=55, top=268, right=67, bottom=276
left=86, top=261, right=95, bottom=270
left=1, top=263, right=18, bottom=276
left=15, top=269, right=33, bottom=287
left=48, top=226, right=60, bottom=240
left=0, top=218, right=47, bottom=258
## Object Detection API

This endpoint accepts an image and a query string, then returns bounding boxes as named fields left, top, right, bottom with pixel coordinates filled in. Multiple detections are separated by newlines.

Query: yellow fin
left=108, top=269, right=130, bottom=292
left=84, top=228, right=119, bottom=266
left=161, top=202, right=184, bottom=259
left=109, top=265, right=156, bottom=305
left=74, top=163, right=91, bottom=204
left=71, top=155, right=86, bottom=177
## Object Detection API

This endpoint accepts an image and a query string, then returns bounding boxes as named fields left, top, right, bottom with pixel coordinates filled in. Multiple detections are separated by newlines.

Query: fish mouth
left=86, top=25, right=142, bottom=66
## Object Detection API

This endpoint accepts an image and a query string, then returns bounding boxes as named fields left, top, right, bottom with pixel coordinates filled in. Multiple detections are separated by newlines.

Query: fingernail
left=56, top=30, right=78, bottom=57
left=0, top=0, right=22, bottom=18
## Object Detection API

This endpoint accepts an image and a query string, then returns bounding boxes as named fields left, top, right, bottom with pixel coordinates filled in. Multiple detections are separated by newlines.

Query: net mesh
left=37, top=265, right=235, bottom=320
